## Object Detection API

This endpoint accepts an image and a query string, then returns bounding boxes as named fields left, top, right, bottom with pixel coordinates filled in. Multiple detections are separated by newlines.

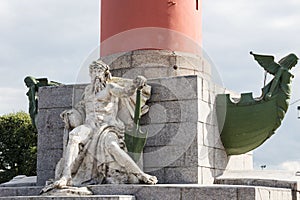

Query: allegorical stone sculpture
left=217, top=52, right=298, bottom=155
left=41, top=60, right=157, bottom=194
left=24, top=76, right=61, bottom=128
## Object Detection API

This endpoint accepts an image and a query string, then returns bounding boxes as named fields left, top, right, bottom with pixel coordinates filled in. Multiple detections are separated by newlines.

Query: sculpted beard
left=93, top=76, right=106, bottom=94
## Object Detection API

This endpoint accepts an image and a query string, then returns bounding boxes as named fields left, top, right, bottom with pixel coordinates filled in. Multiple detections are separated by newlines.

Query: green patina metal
left=125, top=87, right=148, bottom=163
left=24, top=76, right=61, bottom=128
left=217, top=52, right=298, bottom=155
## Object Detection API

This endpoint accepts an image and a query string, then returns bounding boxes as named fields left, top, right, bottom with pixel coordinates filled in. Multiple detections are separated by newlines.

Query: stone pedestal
left=36, top=75, right=252, bottom=186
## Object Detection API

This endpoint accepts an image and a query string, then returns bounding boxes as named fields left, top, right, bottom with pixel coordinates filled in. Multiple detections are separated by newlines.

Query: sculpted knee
left=106, top=141, right=120, bottom=153
left=68, top=132, right=81, bottom=144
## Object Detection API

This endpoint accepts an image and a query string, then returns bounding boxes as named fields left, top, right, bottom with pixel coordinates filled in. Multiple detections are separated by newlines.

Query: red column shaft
left=100, top=0, right=202, bottom=56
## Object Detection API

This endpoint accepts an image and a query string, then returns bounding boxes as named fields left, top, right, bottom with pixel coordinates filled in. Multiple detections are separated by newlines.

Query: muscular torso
left=84, top=84, right=124, bottom=129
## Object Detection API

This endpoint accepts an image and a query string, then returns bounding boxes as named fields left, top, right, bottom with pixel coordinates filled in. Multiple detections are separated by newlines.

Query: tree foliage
left=0, top=112, right=37, bottom=183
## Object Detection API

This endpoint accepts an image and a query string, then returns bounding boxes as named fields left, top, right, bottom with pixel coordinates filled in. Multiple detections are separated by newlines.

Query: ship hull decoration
left=217, top=52, right=298, bottom=155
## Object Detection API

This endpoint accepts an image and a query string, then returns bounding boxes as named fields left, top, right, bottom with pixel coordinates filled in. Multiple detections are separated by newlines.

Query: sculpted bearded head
left=89, top=60, right=112, bottom=82
left=89, top=60, right=112, bottom=92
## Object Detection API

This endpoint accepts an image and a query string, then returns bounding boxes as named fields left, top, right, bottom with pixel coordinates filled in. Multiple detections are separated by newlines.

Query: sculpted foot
left=40, top=176, right=71, bottom=194
left=53, top=176, right=72, bottom=188
left=137, top=173, right=158, bottom=185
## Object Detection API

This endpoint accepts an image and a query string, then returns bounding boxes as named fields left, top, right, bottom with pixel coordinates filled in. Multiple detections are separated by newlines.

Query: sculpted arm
left=109, top=76, right=146, bottom=98
left=60, top=92, right=86, bottom=130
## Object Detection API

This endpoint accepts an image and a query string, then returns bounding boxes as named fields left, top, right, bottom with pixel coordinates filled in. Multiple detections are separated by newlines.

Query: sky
left=0, top=0, right=300, bottom=171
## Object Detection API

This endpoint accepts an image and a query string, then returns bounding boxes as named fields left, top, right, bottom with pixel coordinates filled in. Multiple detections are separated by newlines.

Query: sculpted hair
left=89, top=60, right=112, bottom=81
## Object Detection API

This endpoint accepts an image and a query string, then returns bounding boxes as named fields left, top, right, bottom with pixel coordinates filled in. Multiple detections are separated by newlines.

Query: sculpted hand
left=134, top=76, right=147, bottom=89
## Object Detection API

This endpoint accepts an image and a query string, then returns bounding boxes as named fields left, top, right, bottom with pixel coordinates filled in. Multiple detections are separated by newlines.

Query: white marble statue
left=42, top=60, right=157, bottom=193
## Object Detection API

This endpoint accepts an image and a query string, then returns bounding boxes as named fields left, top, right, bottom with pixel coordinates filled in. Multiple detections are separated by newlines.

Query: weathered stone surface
left=0, top=176, right=36, bottom=187
left=134, top=186, right=180, bottom=200
left=38, top=86, right=73, bottom=109
left=37, top=108, right=66, bottom=131
left=0, top=185, right=294, bottom=200
left=0, top=195, right=136, bottom=200
left=37, top=149, right=63, bottom=171
left=147, top=76, right=199, bottom=102
left=163, top=167, right=199, bottom=184
left=141, top=99, right=199, bottom=124
left=0, top=186, right=42, bottom=197
left=37, top=127, right=64, bottom=150
left=144, top=122, right=198, bottom=147
left=237, top=187, right=256, bottom=200
left=37, top=169, right=55, bottom=186
left=215, top=170, right=300, bottom=200
left=102, top=50, right=211, bottom=79
left=181, top=186, right=237, bottom=200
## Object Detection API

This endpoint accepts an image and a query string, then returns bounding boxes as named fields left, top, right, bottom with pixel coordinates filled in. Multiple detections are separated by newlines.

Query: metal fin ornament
left=125, top=86, right=148, bottom=163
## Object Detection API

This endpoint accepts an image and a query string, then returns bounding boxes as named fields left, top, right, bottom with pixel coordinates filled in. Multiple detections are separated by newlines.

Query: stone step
left=0, top=184, right=294, bottom=200
left=0, top=186, right=42, bottom=197
left=0, top=195, right=135, bottom=200
left=88, top=184, right=293, bottom=200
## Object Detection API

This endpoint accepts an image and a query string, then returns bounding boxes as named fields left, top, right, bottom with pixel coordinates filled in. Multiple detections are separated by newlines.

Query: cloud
left=280, top=161, right=300, bottom=171
left=0, top=0, right=99, bottom=86
left=0, top=87, right=28, bottom=114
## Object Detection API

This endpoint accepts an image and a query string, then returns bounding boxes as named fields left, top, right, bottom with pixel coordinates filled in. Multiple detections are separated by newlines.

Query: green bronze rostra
left=24, top=76, right=61, bottom=128
left=217, top=52, right=298, bottom=155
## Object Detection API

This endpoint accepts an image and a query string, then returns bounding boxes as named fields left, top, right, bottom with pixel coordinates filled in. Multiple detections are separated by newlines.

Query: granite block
left=0, top=196, right=136, bottom=200
left=37, top=108, right=67, bottom=131
left=134, top=186, right=180, bottom=200
left=164, top=167, right=199, bottom=184
left=181, top=186, right=238, bottom=200
left=37, top=169, right=55, bottom=186
left=142, top=168, right=165, bottom=183
left=143, top=123, right=198, bottom=169
left=38, top=86, right=73, bottom=109
left=104, top=52, right=133, bottom=70
left=37, top=149, right=63, bottom=171
left=142, top=67, right=170, bottom=79
left=143, top=123, right=180, bottom=146
left=237, top=187, right=255, bottom=200
left=37, top=126, right=64, bottom=150
left=141, top=99, right=199, bottom=124
left=0, top=186, right=42, bottom=197
left=144, top=122, right=198, bottom=147
left=131, top=52, right=171, bottom=69
left=147, top=76, right=199, bottom=102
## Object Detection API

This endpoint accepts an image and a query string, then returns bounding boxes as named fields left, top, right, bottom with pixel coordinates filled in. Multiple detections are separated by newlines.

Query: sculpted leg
left=107, top=141, right=158, bottom=184
left=56, top=125, right=92, bottom=187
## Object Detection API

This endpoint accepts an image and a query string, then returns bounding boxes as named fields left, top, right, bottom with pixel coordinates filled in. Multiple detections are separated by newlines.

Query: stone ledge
left=0, top=195, right=135, bottom=200
left=88, top=184, right=292, bottom=200
left=0, top=184, right=293, bottom=200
